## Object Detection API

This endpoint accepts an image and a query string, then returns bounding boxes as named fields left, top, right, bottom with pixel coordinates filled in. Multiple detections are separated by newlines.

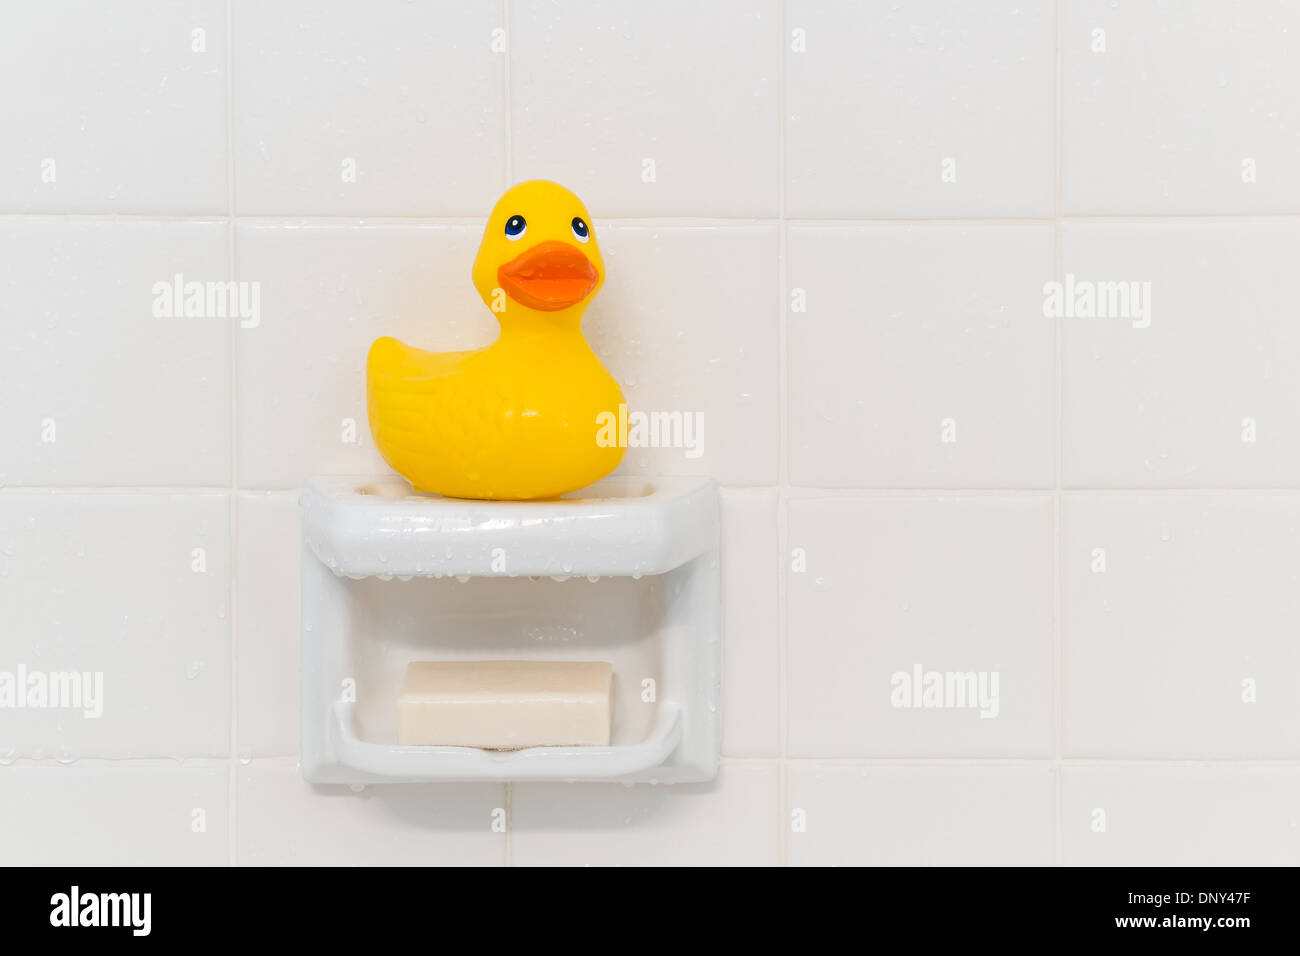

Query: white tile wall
left=1063, top=223, right=1300, bottom=487
left=1061, top=766, right=1300, bottom=866
left=0, top=493, right=231, bottom=759
left=4, top=0, right=1299, bottom=866
left=1063, top=0, right=1300, bottom=216
left=786, top=0, right=1055, bottom=218
left=232, top=0, right=506, bottom=216
left=787, top=225, right=1055, bottom=487
left=0, top=220, right=231, bottom=486
left=0, top=1, right=228, bottom=214
left=237, top=760, right=505, bottom=866
left=0, top=764, right=229, bottom=866
left=511, top=0, right=780, bottom=218
left=511, top=762, right=780, bottom=866
left=787, top=496, right=1054, bottom=758
left=787, top=764, right=1056, bottom=866
left=235, top=491, right=300, bottom=758
left=1062, top=495, right=1300, bottom=759
left=720, top=488, right=780, bottom=756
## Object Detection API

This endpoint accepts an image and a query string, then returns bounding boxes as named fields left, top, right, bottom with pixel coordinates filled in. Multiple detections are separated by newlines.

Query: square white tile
left=232, top=0, right=505, bottom=215
left=511, top=762, right=780, bottom=866
left=1064, top=0, right=1300, bottom=215
left=0, top=0, right=227, bottom=214
left=720, top=488, right=780, bottom=757
left=590, top=225, right=780, bottom=485
left=0, top=221, right=230, bottom=486
left=1062, top=223, right=1300, bottom=487
left=236, top=759, right=505, bottom=865
left=787, top=226, right=1055, bottom=488
left=786, top=0, right=1055, bottom=218
left=788, top=763, right=1055, bottom=866
left=787, top=496, right=1054, bottom=758
left=1062, top=767, right=1300, bottom=866
left=1062, top=495, right=1300, bottom=758
left=0, top=493, right=230, bottom=758
left=235, top=222, right=491, bottom=488
left=236, top=492, right=300, bottom=758
left=510, top=0, right=779, bottom=217
left=0, top=765, right=228, bottom=866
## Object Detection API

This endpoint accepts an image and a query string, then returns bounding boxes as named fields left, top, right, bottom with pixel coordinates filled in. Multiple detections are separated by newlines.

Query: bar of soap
left=397, top=661, right=612, bottom=749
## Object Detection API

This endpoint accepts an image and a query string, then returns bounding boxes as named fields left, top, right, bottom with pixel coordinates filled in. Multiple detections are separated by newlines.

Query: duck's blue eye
left=504, top=215, right=526, bottom=240
left=571, top=217, right=590, bottom=242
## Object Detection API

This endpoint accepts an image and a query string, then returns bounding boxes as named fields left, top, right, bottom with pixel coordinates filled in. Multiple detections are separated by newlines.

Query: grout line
left=776, top=757, right=1300, bottom=767
left=225, top=0, right=239, bottom=869
left=7, top=754, right=1296, bottom=769
left=1052, top=0, right=1065, bottom=870
left=7, top=213, right=1300, bottom=226
left=15, top=485, right=1300, bottom=496
left=503, top=0, right=513, bottom=188
left=783, top=487, right=1300, bottom=497
left=7, top=212, right=1300, bottom=225
left=501, top=1, right=513, bottom=868
left=776, top=0, right=790, bottom=868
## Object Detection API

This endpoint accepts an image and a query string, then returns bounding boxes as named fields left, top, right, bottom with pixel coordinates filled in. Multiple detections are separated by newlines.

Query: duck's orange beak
left=498, top=241, right=598, bottom=312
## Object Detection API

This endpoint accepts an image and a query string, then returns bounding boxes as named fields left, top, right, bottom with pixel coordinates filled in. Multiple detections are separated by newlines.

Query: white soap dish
left=330, top=701, right=683, bottom=781
left=299, top=476, right=720, bottom=784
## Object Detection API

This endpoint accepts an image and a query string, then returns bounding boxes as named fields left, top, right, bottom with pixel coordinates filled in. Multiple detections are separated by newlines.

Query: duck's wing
left=366, top=337, right=497, bottom=485
left=366, top=336, right=470, bottom=435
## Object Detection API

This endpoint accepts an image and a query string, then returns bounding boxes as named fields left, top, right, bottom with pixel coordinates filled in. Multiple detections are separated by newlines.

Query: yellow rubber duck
left=366, top=180, right=626, bottom=500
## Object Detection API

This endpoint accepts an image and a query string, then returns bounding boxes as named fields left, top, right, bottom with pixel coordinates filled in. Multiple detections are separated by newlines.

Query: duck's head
left=472, top=180, right=605, bottom=323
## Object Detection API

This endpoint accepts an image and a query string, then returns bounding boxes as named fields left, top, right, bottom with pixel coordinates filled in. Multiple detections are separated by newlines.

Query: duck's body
left=366, top=181, right=626, bottom=500
left=367, top=328, right=624, bottom=500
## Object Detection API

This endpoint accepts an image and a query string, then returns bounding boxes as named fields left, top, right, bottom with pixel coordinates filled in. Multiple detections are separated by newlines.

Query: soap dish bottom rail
left=329, top=700, right=683, bottom=781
